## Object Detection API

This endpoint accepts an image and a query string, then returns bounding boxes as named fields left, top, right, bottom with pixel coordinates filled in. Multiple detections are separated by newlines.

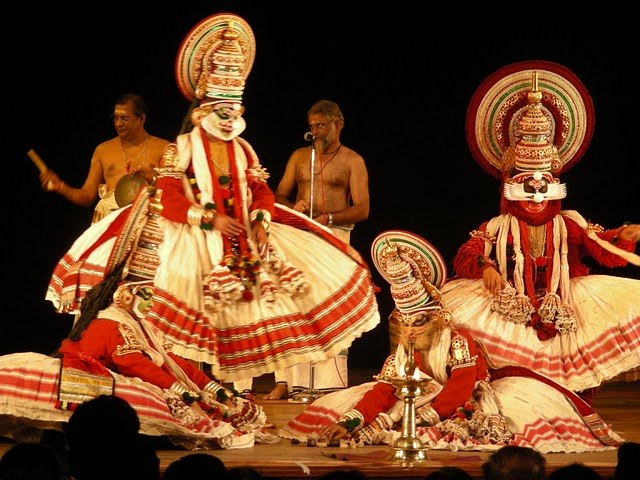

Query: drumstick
left=27, top=149, right=55, bottom=191
left=27, top=149, right=48, bottom=173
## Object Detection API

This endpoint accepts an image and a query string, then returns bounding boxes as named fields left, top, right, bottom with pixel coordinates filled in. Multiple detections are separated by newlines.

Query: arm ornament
left=337, top=409, right=365, bottom=432
left=470, top=229, right=497, bottom=244
left=374, top=355, right=398, bottom=381
left=416, top=405, right=440, bottom=426
left=155, top=143, right=186, bottom=179
left=246, top=164, right=270, bottom=182
left=585, top=222, right=604, bottom=235
left=448, top=332, right=478, bottom=371
left=250, top=209, right=271, bottom=233
left=188, top=202, right=217, bottom=229
left=187, top=205, right=206, bottom=227
left=169, top=382, right=201, bottom=404
left=203, top=380, right=233, bottom=403
left=477, top=255, right=498, bottom=271
left=115, top=324, right=145, bottom=356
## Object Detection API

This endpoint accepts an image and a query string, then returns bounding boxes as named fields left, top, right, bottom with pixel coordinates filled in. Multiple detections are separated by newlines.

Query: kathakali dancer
left=45, top=13, right=380, bottom=391
left=1, top=193, right=275, bottom=449
left=441, top=60, right=640, bottom=395
left=279, top=230, right=624, bottom=453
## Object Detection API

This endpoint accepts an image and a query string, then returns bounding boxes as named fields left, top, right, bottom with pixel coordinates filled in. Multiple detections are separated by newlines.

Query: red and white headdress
left=175, top=13, right=256, bottom=107
left=466, top=60, right=595, bottom=205
left=371, top=230, right=447, bottom=318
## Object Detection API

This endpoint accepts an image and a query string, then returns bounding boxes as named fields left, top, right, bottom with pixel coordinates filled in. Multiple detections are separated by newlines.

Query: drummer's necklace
left=120, top=133, right=148, bottom=173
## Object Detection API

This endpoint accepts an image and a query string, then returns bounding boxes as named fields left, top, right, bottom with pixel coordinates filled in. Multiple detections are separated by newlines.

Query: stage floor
left=1, top=371, right=638, bottom=479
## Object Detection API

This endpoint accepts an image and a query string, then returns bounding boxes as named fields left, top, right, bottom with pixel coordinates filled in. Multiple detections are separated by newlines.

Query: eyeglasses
left=111, top=114, right=136, bottom=123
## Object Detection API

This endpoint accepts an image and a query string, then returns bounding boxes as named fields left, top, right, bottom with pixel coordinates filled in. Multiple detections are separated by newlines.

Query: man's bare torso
left=96, top=135, right=167, bottom=192
left=292, top=145, right=354, bottom=213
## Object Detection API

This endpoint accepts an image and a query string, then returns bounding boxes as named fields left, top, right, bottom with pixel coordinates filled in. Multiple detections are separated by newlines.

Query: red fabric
left=156, top=136, right=275, bottom=226
left=154, top=175, right=192, bottom=223
left=427, top=330, right=489, bottom=419
left=350, top=328, right=489, bottom=424
left=451, top=221, right=491, bottom=279
left=352, top=381, right=397, bottom=425
left=453, top=213, right=636, bottom=282
left=59, top=318, right=211, bottom=391
left=567, top=217, right=635, bottom=273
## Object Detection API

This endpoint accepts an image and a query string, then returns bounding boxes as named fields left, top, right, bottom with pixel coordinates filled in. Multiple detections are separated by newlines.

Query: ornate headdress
left=175, top=13, right=256, bottom=106
left=371, top=230, right=447, bottom=324
left=466, top=60, right=594, bottom=206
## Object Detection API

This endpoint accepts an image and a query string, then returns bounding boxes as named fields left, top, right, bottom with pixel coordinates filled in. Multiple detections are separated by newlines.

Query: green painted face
left=132, top=286, right=154, bottom=318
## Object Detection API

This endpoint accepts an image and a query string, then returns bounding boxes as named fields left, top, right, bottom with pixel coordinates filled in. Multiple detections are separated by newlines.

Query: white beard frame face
left=201, top=110, right=247, bottom=141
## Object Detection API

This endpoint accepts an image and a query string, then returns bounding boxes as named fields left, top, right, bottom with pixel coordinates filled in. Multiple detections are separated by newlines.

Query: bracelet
left=170, top=382, right=201, bottom=404
left=201, top=202, right=217, bottom=231
left=477, top=255, right=497, bottom=271
left=182, top=391, right=201, bottom=405
left=327, top=212, right=333, bottom=227
left=338, top=418, right=361, bottom=432
left=250, top=209, right=271, bottom=233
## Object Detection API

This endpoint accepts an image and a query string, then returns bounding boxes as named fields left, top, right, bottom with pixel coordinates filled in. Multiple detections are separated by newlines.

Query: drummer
left=39, top=93, right=170, bottom=223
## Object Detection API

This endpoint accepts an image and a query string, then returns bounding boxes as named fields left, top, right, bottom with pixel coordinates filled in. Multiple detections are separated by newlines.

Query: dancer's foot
left=262, top=382, right=289, bottom=400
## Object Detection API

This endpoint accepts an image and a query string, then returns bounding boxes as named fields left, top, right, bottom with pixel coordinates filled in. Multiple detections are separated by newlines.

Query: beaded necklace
left=315, top=144, right=341, bottom=217
left=313, top=144, right=341, bottom=175
left=120, top=133, right=148, bottom=173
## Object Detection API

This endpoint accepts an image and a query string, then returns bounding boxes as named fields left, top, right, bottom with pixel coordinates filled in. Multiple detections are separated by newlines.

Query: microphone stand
left=309, top=139, right=315, bottom=220
left=291, top=136, right=323, bottom=403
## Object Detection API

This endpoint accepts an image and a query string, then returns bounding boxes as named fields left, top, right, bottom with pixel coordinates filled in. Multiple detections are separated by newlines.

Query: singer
left=267, top=99, right=372, bottom=400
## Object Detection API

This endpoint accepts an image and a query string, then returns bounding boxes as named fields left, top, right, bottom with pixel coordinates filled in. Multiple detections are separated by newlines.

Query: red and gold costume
left=0, top=302, right=271, bottom=449
left=443, top=61, right=639, bottom=392
left=279, top=319, right=622, bottom=453
left=58, top=308, right=219, bottom=393
left=45, top=13, right=379, bottom=386
left=280, top=230, right=623, bottom=453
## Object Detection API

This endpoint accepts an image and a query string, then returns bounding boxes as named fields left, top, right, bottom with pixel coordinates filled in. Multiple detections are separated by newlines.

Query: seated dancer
left=279, top=230, right=623, bottom=453
left=44, top=13, right=379, bottom=397
left=0, top=194, right=275, bottom=449
left=442, top=61, right=639, bottom=395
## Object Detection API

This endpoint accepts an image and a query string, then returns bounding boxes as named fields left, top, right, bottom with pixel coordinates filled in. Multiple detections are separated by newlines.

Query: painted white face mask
left=200, top=103, right=246, bottom=140
left=503, top=171, right=567, bottom=203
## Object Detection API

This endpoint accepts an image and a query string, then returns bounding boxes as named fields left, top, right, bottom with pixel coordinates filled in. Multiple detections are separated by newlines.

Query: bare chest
left=295, top=156, right=349, bottom=190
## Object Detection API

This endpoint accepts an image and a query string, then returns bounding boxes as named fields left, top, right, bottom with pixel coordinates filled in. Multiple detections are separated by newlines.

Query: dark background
left=4, top=2, right=638, bottom=368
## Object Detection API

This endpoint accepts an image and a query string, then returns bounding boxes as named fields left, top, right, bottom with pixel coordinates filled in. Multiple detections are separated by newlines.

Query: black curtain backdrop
left=4, top=2, right=638, bottom=368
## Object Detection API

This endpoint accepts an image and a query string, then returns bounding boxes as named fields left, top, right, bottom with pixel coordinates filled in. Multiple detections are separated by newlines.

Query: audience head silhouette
left=424, top=466, right=473, bottom=480
left=226, top=466, right=265, bottom=479
left=0, top=442, right=62, bottom=480
left=65, top=394, right=140, bottom=450
left=481, top=445, right=546, bottom=480
left=64, top=395, right=159, bottom=480
left=163, top=453, right=227, bottom=480
left=614, top=441, right=640, bottom=480
left=548, top=462, right=602, bottom=480
left=547, top=463, right=602, bottom=480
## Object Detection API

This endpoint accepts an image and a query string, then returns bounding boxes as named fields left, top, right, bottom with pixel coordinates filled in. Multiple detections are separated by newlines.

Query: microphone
left=303, top=132, right=315, bottom=142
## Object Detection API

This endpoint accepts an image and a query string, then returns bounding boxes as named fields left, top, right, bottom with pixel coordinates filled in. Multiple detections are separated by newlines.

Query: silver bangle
left=187, top=205, right=205, bottom=226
